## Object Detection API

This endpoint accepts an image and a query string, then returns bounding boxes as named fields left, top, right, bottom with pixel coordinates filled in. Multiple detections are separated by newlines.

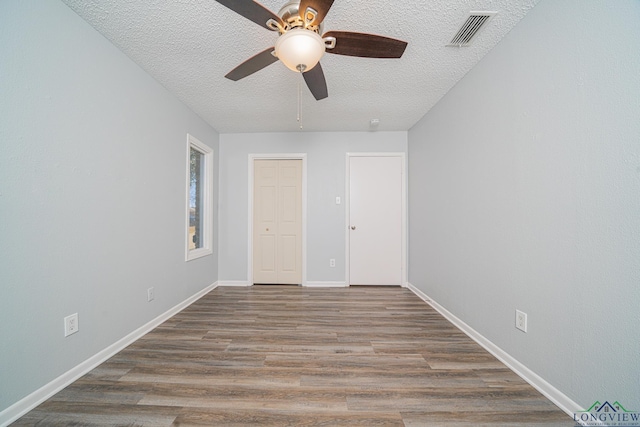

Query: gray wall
left=219, top=132, right=407, bottom=283
left=408, top=0, right=640, bottom=408
left=0, top=1, right=219, bottom=412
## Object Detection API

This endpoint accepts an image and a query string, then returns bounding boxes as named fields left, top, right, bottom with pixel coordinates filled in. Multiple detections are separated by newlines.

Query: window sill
left=186, top=247, right=213, bottom=262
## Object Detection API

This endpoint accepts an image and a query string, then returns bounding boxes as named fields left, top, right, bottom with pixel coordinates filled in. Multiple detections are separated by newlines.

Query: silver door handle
left=351, top=226, right=356, bottom=230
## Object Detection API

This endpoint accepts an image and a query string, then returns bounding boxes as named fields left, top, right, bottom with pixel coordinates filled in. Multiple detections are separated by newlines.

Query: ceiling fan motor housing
left=277, top=1, right=323, bottom=34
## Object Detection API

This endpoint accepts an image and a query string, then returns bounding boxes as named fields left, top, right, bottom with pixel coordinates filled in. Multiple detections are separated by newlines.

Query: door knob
left=351, top=226, right=356, bottom=230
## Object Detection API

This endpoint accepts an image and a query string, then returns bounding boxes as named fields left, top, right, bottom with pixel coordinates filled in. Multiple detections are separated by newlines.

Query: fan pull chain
left=297, top=74, right=303, bottom=130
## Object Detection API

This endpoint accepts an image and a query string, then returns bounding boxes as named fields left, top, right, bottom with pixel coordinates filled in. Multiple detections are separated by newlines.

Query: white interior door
left=253, top=159, right=302, bottom=284
left=349, top=156, right=403, bottom=285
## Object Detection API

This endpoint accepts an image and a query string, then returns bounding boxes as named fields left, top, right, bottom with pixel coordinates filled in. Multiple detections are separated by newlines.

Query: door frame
left=248, top=153, right=307, bottom=286
left=345, top=152, right=407, bottom=287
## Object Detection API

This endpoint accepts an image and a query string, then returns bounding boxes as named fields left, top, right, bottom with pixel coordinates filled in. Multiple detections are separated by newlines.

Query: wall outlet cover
left=515, top=309, right=528, bottom=333
left=64, top=313, right=79, bottom=337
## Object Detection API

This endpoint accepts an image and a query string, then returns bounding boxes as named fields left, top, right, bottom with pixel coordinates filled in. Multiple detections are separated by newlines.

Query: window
left=186, top=134, right=213, bottom=261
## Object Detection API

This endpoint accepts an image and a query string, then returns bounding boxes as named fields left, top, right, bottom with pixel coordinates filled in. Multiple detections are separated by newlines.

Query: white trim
left=0, top=282, right=218, bottom=427
left=304, top=281, right=348, bottom=288
left=345, top=152, right=407, bottom=286
left=247, top=154, right=308, bottom=286
left=185, top=134, right=214, bottom=261
left=405, top=282, right=584, bottom=418
left=218, top=280, right=253, bottom=287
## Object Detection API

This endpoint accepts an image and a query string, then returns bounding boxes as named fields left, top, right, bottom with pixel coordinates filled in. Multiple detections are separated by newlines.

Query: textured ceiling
left=60, top=0, right=539, bottom=133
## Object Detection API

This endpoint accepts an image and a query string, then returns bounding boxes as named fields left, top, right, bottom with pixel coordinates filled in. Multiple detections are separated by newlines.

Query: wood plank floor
left=14, top=285, right=573, bottom=426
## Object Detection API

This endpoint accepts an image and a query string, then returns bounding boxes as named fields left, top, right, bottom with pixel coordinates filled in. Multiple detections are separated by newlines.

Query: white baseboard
left=405, top=282, right=583, bottom=419
left=0, top=282, right=218, bottom=427
left=217, top=280, right=253, bottom=287
left=304, top=281, right=348, bottom=287
left=218, top=281, right=350, bottom=288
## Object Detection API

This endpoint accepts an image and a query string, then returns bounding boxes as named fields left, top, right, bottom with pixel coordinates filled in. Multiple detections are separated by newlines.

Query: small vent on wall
left=447, top=11, right=497, bottom=47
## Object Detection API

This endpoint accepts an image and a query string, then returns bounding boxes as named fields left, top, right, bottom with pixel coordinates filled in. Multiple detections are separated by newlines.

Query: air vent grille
left=448, top=11, right=497, bottom=47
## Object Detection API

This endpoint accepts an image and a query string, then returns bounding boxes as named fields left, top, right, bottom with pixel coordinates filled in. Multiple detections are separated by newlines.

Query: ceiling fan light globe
left=275, top=28, right=325, bottom=72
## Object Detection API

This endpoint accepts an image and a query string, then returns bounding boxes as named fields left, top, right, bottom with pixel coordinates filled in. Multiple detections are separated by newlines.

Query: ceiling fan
left=214, top=0, right=408, bottom=100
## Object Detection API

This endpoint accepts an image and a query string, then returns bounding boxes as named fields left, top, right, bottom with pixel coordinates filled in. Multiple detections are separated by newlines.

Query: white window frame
left=185, top=134, right=213, bottom=261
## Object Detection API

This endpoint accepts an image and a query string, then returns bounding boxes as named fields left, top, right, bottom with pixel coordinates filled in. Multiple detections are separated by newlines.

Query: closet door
left=253, top=159, right=302, bottom=284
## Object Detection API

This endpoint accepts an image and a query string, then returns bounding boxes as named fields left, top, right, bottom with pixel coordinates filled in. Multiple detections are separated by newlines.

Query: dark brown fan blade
left=225, top=47, right=278, bottom=81
left=303, top=63, right=328, bottom=100
left=323, top=31, right=407, bottom=58
left=214, top=0, right=283, bottom=31
left=298, top=0, right=334, bottom=26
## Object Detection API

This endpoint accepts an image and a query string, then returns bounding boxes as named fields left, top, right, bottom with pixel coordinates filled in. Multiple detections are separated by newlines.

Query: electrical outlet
left=329, top=258, right=336, bottom=268
left=515, top=310, right=527, bottom=333
left=64, top=313, right=79, bottom=337
left=147, top=287, right=155, bottom=302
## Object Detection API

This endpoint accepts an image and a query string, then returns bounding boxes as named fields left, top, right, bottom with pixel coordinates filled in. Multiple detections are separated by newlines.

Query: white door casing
left=347, top=153, right=406, bottom=286
left=250, top=156, right=305, bottom=285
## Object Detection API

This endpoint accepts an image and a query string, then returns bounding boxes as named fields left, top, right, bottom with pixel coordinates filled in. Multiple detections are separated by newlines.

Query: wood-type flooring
left=14, top=285, right=573, bottom=426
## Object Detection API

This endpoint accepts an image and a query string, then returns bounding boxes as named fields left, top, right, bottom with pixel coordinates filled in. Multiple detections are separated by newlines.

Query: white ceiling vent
left=448, top=11, right=497, bottom=47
